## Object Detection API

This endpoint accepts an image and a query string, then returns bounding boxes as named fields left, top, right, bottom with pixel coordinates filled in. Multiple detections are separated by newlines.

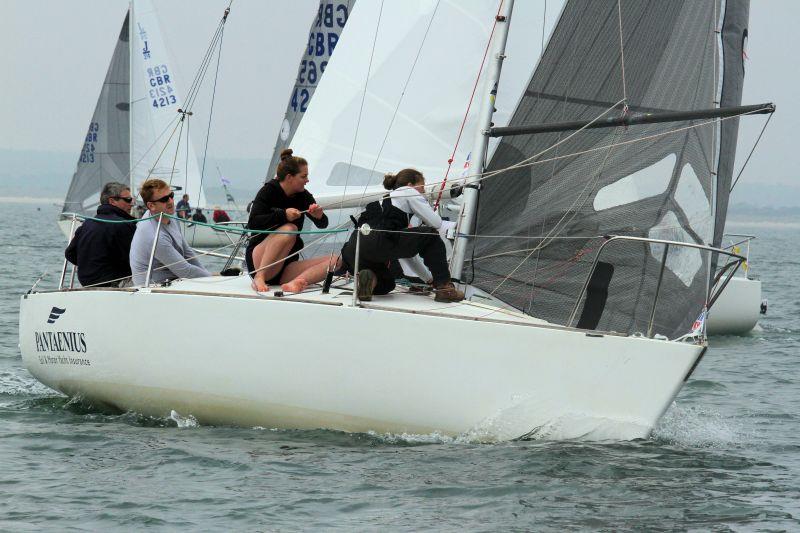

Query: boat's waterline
left=19, top=280, right=704, bottom=441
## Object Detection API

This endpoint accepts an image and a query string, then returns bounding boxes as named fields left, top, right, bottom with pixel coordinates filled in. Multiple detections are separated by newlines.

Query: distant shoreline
left=727, top=219, right=800, bottom=229
left=0, top=196, right=62, bottom=205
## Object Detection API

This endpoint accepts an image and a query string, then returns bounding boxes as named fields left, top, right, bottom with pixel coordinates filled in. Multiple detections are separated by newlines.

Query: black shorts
left=245, top=241, right=300, bottom=285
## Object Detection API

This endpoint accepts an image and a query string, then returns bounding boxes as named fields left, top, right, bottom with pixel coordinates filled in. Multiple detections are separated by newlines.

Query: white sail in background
left=130, top=0, right=206, bottom=207
left=266, top=0, right=356, bottom=182
left=290, top=0, right=562, bottom=204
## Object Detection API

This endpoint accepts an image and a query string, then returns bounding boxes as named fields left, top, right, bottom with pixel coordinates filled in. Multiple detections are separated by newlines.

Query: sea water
left=1, top=202, right=798, bottom=530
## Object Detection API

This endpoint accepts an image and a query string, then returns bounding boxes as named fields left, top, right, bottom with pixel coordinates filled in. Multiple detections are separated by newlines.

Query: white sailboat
left=707, top=234, right=764, bottom=335
left=58, top=0, right=227, bottom=249
left=23, top=0, right=764, bottom=440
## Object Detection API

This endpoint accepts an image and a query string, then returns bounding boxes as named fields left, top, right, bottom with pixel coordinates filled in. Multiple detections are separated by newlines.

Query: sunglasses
left=150, top=191, right=175, bottom=204
left=111, top=196, right=134, bottom=203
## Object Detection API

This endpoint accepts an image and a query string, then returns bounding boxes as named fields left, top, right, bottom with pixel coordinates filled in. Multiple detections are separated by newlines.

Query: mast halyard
left=450, top=0, right=516, bottom=281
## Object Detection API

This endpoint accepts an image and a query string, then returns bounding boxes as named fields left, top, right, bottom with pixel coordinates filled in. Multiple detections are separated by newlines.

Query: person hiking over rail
left=340, top=168, right=464, bottom=303
left=245, top=148, right=339, bottom=294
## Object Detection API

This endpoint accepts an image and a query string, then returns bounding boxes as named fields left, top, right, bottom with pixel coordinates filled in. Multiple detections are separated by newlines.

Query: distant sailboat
left=707, top=233, right=764, bottom=334
left=59, top=0, right=216, bottom=246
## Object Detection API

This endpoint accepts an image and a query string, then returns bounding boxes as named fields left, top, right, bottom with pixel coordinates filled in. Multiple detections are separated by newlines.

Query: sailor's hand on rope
left=285, top=208, right=302, bottom=222
left=307, top=203, right=324, bottom=219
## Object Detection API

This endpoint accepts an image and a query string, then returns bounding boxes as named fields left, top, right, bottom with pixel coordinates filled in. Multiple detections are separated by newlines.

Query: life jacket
left=353, top=197, right=411, bottom=233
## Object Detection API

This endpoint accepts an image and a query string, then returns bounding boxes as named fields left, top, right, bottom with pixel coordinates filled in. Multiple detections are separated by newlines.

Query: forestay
left=130, top=0, right=206, bottom=207
left=62, top=14, right=130, bottom=216
left=472, top=0, right=749, bottom=338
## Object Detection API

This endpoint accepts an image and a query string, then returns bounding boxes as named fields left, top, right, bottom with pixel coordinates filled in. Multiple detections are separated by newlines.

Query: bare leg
left=251, top=223, right=297, bottom=292
left=280, top=255, right=342, bottom=293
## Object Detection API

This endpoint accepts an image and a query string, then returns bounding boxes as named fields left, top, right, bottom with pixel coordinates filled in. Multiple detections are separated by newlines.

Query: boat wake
left=652, top=402, right=752, bottom=447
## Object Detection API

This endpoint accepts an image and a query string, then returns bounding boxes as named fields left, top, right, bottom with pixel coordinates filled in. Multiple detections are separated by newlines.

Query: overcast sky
left=1, top=0, right=797, bottom=188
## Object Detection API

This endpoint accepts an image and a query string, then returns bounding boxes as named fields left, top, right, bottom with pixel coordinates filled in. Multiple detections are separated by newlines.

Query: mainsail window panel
left=648, top=211, right=703, bottom=287
left=674, top=162, right=712, bottom=243
left=593, top=154, right=676, bottom=211
left=326, top=162, right=384, bottom=187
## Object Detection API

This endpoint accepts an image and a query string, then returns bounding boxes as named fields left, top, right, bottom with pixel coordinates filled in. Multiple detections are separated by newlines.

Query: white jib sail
left=289, top=0, right=563, bottom=207
left=130, top=0, right=207, bottom=208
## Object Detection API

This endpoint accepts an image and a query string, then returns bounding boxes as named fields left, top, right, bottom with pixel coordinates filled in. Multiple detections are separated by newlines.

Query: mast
left=450, top=0, right=515, bottom=281
left=128, top=0, right=135, bottom=196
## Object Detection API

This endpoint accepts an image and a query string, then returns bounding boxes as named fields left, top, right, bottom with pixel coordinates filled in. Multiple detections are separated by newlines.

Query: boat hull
left=19, top=289, right=703, bottom=440
left=707, top=276, right=762, bottom=335
left=182, top=222, right=242, bottom=249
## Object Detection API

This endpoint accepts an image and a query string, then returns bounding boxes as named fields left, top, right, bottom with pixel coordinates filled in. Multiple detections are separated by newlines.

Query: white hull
left=182, top=222, right=244, bottom=249
left=707, top=276, right=762, bottom=335
left=19, top=278, right=704, bottom=441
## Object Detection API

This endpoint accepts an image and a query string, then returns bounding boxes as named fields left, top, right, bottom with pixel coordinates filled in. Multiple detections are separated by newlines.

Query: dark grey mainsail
left=62, top=13, right=130, bottom=216
left=265, top=0, right=355, bottom=181
left=471, top=0, right=749, bottom=338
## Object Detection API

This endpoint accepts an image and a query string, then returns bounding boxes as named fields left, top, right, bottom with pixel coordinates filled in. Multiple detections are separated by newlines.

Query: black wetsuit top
left=245, top=179, right=329, bottom=251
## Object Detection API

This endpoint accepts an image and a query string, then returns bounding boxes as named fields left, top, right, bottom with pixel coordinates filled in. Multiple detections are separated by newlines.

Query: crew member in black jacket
left=65, top=182, right=137, bottom=287
left=246, top=149, right=340, bottom=293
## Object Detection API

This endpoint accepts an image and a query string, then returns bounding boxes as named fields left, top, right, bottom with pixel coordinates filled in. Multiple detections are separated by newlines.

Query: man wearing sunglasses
left=65, top=181, right=138, bottom=287
left=130, top=178, right=211, bottom=285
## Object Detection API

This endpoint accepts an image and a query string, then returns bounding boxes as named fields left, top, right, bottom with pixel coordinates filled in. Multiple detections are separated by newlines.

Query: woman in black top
left=246, top=149, right=338, bottom=293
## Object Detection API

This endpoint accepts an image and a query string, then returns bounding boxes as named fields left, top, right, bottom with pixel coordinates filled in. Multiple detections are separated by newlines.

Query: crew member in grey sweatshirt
left=130, top=212, right=211, bottom=285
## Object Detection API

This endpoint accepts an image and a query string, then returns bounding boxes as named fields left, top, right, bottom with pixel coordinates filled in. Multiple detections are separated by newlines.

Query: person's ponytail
left=383, top=168, right=423, bottom=190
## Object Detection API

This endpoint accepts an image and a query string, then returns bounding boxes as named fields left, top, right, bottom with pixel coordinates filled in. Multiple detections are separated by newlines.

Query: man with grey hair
left=65, top=182, right=138, bottom=287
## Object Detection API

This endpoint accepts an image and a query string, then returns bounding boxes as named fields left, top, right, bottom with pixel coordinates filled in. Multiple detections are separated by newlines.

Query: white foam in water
left=463, top=393, right=651, bottom=442
left=169, top=409, right=199, bottom=429
left=652, top=402, right=752, bottom=447
left=0, top=370, right=55, bottom=398
left=368, top=394, right=654, bottom=444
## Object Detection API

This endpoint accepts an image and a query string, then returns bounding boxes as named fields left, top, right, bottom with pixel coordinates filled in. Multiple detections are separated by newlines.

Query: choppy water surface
left=1, top=202, right=798, bottom=530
